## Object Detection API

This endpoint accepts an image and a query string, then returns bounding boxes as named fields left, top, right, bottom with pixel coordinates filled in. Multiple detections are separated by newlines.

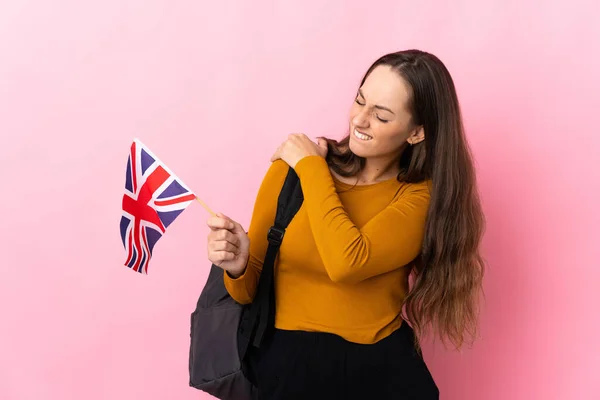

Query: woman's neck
left=357, top=156, right=400, bottom=184
left=331, top=155, right=400, bottom=186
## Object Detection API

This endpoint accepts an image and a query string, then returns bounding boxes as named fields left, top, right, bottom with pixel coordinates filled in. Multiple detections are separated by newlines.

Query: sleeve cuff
left=223, top=267, right=246, bottom=283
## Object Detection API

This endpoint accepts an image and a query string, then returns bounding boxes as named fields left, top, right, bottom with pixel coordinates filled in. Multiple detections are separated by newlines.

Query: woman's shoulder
left=265, top=159, right=290, bottom=174
left=407, top=178, right=432, bottom=192
left=404, top=179, right=432, bottom=195
left=391, top=179, right=432, bottom=207
left=258, top=159, right=292, bottom=188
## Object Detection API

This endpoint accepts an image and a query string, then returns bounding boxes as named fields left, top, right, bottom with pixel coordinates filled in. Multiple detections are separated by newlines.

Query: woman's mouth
left=353, top=128, right=373, bottom=141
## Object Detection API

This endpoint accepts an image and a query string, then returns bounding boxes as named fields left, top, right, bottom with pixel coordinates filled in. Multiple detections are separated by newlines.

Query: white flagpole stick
left=195, top=196, right=216, bottom=216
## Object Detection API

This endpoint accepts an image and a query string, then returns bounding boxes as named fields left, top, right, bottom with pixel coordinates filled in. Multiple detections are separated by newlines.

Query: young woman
left=206, top=49, right=485, bottom=399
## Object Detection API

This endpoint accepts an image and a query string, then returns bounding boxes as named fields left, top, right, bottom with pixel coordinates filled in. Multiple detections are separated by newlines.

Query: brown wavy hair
left=322, top=50, right=485, bottom=350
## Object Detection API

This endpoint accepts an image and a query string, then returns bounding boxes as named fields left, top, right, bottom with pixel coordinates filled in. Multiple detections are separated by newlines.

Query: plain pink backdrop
left=1, top=1, right=599, bottom=399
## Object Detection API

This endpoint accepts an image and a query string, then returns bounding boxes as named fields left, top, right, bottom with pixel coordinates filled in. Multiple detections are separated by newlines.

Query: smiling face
left=349, top=65, right=424, bottom=160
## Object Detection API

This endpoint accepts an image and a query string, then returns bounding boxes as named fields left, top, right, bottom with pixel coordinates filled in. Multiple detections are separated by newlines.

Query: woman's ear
left=407, top=126, right=425, bottom=145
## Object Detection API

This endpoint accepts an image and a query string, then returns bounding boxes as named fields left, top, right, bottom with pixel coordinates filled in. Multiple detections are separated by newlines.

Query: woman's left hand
left=271, top=133, right=328, bottom=169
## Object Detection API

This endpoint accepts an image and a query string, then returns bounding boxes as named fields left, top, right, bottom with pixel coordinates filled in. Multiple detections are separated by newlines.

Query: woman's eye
left=376, top=116, right=389, bottom=123
left=355, top=99, right=365, bottom=106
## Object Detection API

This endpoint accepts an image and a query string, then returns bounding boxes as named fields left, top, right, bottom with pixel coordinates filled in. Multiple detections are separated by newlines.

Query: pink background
left=1, top=1, right=599, bottom=399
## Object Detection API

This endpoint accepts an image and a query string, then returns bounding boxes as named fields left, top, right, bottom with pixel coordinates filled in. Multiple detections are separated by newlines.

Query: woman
left=206, top=49, right=485, bottom=399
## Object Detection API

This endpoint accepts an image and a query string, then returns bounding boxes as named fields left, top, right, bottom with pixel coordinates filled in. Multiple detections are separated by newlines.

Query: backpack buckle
left=267, top=226, right=285, bottom=246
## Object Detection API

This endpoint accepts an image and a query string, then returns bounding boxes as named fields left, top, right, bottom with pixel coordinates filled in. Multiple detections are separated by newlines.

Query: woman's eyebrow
left=358, top=89, right=396, bottom=115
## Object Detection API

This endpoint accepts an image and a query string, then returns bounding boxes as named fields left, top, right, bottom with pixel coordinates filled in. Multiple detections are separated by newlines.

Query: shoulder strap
left=239, top=167, right=304, bottom=353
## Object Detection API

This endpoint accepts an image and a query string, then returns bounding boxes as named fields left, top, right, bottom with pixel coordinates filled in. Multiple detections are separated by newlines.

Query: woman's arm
left=295, top=155, right=431, bottom=284
left=223, top=160, right=289, bottom=304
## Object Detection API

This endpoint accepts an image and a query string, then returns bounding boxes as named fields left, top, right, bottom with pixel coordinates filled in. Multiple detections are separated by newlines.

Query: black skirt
left=254, top=321, right=439, bottom=400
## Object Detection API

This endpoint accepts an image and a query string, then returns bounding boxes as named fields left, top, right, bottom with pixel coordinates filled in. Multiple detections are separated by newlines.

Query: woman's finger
left=207, top=215, right=235, bottom=231
left=214, top=229, right=240, bottom=247
left=271, top=143, right=283, bottom=162
left=208, top=229, right=238, bottom=246
left=210, top=251, right=236, bottom=264
left=209, top=240, right=239, bottom=254
left=216, top=214, right=246, bottom=236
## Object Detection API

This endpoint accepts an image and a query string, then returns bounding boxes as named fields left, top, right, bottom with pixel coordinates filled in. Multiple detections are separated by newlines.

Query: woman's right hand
left=207, top=213, right=250, bottom=278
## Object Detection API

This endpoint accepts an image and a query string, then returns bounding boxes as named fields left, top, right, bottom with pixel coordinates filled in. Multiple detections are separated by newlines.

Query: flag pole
left=195, top=196, right=216, bottom=216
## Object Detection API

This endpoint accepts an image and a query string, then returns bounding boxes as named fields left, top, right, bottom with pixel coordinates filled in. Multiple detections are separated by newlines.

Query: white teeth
left=353, top=129, right=372, bottom=141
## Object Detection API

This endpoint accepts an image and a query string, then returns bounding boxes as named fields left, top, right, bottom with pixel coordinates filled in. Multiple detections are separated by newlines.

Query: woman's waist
left=273, top=289, right=405, bottom=343
left=274, top=273, right=407, bottom=314
left=273, top=311, right=404, bottom=344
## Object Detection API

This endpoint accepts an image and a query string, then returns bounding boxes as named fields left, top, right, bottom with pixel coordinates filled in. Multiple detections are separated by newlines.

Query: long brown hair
left=323, top=50, right=485, bottom=350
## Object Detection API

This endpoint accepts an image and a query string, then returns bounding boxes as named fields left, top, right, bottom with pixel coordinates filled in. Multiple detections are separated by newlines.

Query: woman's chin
left=349, top=136, right=369, bottom=158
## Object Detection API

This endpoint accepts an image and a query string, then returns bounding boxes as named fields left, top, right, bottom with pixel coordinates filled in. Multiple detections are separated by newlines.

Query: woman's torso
left=273, top=171, right=413, bottom=344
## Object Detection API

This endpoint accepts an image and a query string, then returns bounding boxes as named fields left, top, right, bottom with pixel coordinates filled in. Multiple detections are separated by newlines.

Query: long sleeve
left=294, top=155, right=431, bottom=284
left=223, top=160, right=289, bottom=304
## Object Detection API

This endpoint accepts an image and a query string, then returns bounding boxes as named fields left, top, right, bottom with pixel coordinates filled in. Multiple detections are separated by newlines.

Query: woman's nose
left=352, top=109, right=370, bottom=128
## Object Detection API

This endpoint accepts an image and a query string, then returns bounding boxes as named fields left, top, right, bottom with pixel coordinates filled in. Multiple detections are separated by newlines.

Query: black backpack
left=188, top=167, right=304, bottom=399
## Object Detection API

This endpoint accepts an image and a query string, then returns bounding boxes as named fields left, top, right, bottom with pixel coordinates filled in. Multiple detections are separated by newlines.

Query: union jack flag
left=120, top=138, right=196, bottom=274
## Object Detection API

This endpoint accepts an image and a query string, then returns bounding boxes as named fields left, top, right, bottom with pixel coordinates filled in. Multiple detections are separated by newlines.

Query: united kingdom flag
left=120, top=138, right=196, bottom=274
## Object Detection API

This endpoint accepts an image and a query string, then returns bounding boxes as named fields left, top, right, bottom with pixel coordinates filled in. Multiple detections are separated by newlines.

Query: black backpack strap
left=239, top=167, right=304, bottom=356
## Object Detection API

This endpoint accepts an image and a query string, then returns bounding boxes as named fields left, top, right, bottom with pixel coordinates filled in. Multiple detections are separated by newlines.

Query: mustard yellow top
left=224, top=155, right=431, bottom=344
